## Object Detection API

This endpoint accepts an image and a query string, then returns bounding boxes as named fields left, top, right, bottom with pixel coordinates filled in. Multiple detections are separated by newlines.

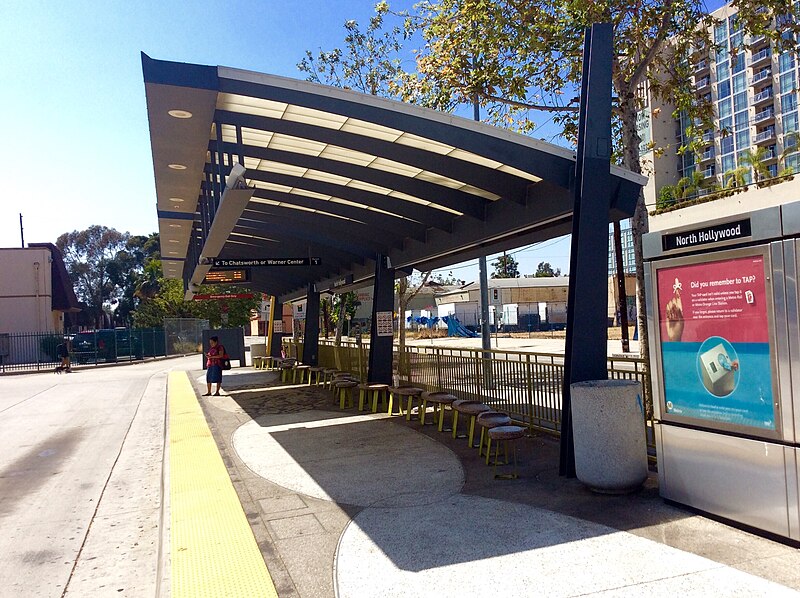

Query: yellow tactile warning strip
left=168, top=371, right=278, bottom=598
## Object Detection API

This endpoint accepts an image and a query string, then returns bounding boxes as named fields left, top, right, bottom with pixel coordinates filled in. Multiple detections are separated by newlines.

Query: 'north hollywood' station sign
left=209, top=257, right=321, bottom=267
left=662, top=219, right=751, bottom=251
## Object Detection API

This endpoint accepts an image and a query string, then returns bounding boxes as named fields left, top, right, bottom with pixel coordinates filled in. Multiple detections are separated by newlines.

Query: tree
left=332, top=292, right=359, bottom=345
left=57, top=226, right=132, bottom=328
left=740, top=146, right=771, bottom=182
left=656, top=184, right=678, bottom=210
left=396, top=270, right=432, bottom=377
left=491, top=253, right=519, bottom=278
left=532, top=261, right=561, bottom=277
left=297, top=3, right=411, bottom=97
left=723, top=166, right=749, bottom=189
left=400, top=0, right=799, bottom=360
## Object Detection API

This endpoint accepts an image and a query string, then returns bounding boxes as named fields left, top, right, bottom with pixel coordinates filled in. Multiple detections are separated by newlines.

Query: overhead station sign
left=193, top=293, right=255, bottom=300
left=203, top=269, right=250, bottom=284
left=209, top=257, right=321, bottom=267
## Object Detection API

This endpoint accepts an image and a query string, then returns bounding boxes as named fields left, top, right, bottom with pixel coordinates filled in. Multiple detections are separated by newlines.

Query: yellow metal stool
left=334, top=380, right=358, bottom=409
left=487, top=425, right=526, bottom=479
left=476, top=411, right=512, bottom=461
left=309, top=366, right=326, bottom=385
left=356, top=383, right=389, bottom=412
left=388, top=386, right=422, bottom=417
left=451, top=400, right=491, bottom=447
left=419, top=391, right=455, bottom=426
left=293, top=364, right=311, bottom=384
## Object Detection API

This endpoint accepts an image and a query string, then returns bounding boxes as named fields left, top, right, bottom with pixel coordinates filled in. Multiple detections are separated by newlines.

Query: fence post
left=436, top=348, right=442, bottom=390
left=525, top=354, right=534, bottom=430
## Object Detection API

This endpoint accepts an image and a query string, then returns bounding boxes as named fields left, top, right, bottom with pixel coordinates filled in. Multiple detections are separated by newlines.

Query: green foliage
left=297, top=3, right=411, bottom=97
left=656, top=184, right=677, bottom=211
left=739, top=146, right=770, bottom=182
left=57, top=226, right=131, bottom=327
left=491, top=253, right=519, bottom=278
left=39, top=334, right=62, bottom=361
left=532, top=261, right=561, bottom=277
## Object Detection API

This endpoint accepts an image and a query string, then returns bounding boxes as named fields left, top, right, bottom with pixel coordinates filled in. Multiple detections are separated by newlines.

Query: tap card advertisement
left=656, top=253, right=777, bottom=432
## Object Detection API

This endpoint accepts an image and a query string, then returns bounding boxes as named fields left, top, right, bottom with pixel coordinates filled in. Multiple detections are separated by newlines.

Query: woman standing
left=204, top=336, right=226, bottom=396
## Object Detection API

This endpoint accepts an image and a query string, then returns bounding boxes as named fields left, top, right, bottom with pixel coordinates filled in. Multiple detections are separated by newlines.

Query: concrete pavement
left=2, top=355, right=798, bottom=597
left=200, top=366, right=800, bottom=597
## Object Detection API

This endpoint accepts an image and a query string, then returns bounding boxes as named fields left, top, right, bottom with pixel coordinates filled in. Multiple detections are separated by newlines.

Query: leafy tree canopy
left=531, top=261, right=562, bottom=277
left=491, top=253, right=519, bottom=278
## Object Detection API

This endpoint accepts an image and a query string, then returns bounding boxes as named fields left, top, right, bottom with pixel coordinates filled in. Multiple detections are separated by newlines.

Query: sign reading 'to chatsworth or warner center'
left=209, top=257, right=321, bottom=267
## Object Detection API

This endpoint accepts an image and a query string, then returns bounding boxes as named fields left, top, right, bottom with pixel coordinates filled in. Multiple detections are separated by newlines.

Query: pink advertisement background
left=656, top=255, right=769, bottom=344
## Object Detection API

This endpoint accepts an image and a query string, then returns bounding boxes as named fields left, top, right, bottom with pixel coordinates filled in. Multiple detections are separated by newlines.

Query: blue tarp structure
left=442, top=315, right=478, bottom=338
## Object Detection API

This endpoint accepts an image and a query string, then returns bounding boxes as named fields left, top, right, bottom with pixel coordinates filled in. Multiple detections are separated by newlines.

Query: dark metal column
left=367, top=254, right=394, bottom=384
left=303, top=283, right=320, bottom=365
left=559, top=23, right=613, bottom=477
left=269, top=300, right=284, bottom=359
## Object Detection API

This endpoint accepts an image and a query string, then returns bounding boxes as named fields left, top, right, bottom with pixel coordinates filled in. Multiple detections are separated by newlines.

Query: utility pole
left=19, top=213, right=24, bottom=248
left=614, top=222, right=630, bottom=353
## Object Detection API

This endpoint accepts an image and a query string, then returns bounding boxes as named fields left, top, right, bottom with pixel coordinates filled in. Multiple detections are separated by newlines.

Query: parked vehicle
left=71, top=329, right=143, bottom=363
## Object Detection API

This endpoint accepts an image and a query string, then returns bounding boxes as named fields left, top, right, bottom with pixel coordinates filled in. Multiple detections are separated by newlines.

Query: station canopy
left=142, top=54, right=646, bottom=302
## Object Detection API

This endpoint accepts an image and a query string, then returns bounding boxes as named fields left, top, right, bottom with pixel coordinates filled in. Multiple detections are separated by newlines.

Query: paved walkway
left=195, top=366, right=800, bottom=597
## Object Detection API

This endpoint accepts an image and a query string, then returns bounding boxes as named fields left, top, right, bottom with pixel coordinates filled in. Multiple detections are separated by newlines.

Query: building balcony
left=750, top=48, right=771, bottom=66
left=750, top=69, right=772, bottom=85
left=695, top=76, right=711, bottom=90
left=764, top=145, right=778, bottom=160
left=749, top=34, right=767, bottom=47
left=701, top=166, right=715, bottom=179
left=700, top=148, right=715, bottom=162
left=754, top=128, right=776, bottom=144
left=694, top=59, right=709, bottom=73
left=702, top=131, right=714, bottom=143
left=753, top=108, right=775, bottom=123
left=753, top=88, right=774, bottom=104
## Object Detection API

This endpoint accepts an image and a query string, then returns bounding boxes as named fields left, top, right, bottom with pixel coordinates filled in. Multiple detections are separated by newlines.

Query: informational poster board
left=272, top=320, right=283, bottom=333
left=376, top=311, right=394, bottom=337
left=655, top=249, right=779, bottom=433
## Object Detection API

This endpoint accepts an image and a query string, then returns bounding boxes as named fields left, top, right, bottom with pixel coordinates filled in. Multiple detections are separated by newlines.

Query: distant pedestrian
left=204, top=336, right=226, bottom=396
left=55, top=338, right=71, bottom=373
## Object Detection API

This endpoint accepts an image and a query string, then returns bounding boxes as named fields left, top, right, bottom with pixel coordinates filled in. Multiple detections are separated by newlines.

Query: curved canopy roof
left=142, top=54, right=646, bottom=301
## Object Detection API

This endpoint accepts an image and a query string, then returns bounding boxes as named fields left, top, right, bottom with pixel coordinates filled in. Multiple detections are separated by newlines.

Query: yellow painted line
left=168, top=371, right=278, bottom=598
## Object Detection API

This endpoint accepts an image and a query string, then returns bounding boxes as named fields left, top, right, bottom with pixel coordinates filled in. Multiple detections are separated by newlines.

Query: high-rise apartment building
left=641, top=2, right=800, bottom=212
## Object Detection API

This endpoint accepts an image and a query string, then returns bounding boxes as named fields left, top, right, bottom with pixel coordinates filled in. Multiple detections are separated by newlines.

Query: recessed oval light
left=168, top=224, right=182, bottom=228
left=168, top=163, right=187, bottom=170
left=168, top=239, right=180, bottom=243
left=169, top=197, right=185, bottom=203
left=168, top=109, right=193, bottom=119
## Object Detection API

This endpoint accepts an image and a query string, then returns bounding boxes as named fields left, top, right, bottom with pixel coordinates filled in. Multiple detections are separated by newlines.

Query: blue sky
left=0, top=1, right=729, bottom=282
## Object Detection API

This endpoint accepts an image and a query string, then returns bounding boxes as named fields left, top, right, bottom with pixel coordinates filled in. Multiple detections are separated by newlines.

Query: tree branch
left=483, top=94, right=580, bottom=113
left=627, top=0, right=675, bottom=88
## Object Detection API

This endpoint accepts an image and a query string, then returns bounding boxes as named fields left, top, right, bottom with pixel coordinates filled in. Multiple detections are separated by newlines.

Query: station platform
left=169, top=366, right=800, bottom=597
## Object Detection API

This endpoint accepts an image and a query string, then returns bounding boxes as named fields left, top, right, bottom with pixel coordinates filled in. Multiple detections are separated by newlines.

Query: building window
left=717, top=60, right=730, bottom=81
left=779, top=52, right=796, bottom=73
left=782, top=93, right=798, bottom=112
left=785, top=111, right=799, bottom=133
left=734, top=91, right=748, bottom=112
left=735, top=129, right=750, bottom=150
left=733, top=72, right=747, bottom=93
left=721, top=135, right=735, bottom=155
left=731, top=52, right=745, bottom=73
left=718, top=79, right=732, bottom=99
left=767, top=163, right=778, bottom=178
left=780, top=71, right=797, bottom=94
left=735, top=111, right=749, bottom=130
left=721, top=154, right=736, bottom=173
left=719, top=98, right=732, bottom=118
left=786, top=153, right=800, bottom=173
left=714, top=22, right=728, bottom=44
left=720, top=116, right=733, bottom=133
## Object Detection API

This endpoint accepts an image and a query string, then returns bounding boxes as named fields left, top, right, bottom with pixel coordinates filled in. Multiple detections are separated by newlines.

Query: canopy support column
left=367, top=254, right=394, bottom=384
left=560, top=22, right=614, bottom=478
left=269, top=299, right=284, bottom=359
left=303, top=283, right=320, bottom=366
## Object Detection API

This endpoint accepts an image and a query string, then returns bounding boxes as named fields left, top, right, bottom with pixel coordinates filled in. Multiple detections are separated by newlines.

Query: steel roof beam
left=210, top=141, right=488, bottom=220
left=215, top=110, right=531, bottom=201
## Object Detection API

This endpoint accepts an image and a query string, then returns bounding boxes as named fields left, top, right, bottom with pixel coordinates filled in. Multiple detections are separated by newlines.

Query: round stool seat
left=324, top=368, right=340, bottom=374
left=389, top=386, right=422, bottom=396
left=488, top=425, right=526, bottom=441
left=453, top=400, right=491, bottom=416
left=358, top=383, right=388, bottom=391
left=334, top=380, right=358, bottom=389
left=309, top=366, right=325, bottom=372
left=477, top=411, right=511, bottom=428
left=295, top=364, right=311, bottom=370
left=424, top=393, right=457, bottom=405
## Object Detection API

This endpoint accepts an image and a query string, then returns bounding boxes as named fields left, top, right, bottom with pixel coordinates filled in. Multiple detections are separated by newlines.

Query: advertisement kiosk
left=643, top=201, right=799, bottom=541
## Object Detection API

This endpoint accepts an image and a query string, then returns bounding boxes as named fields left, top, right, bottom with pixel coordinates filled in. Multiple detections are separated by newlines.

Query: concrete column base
left=570, top=379, right=648, bottom=494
